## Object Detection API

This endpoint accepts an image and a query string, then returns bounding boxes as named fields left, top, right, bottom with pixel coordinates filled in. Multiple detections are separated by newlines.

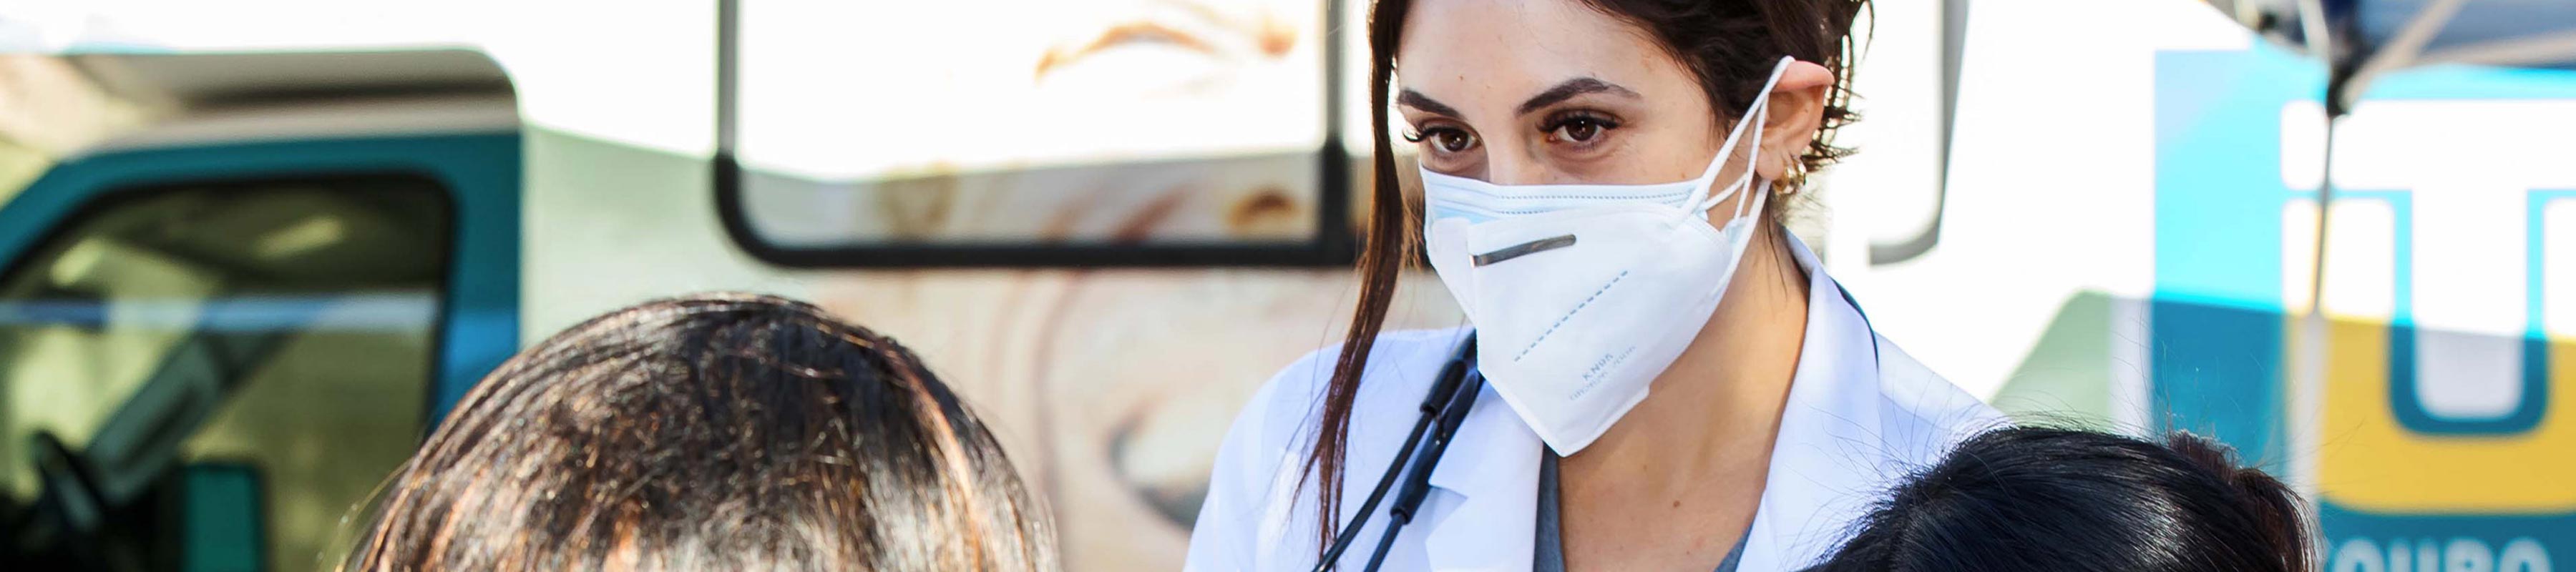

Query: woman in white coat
left=1186, top=0, right=2002, bottom=571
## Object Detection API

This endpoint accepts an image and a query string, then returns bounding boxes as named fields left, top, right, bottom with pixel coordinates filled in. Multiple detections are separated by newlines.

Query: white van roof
left=70, top=49, right=518, bottom=156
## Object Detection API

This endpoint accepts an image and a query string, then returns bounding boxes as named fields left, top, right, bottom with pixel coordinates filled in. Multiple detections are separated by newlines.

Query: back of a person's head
left=1806, top=427, right=2311, bottom=572
left=343, top=293, right=1055, bottom=571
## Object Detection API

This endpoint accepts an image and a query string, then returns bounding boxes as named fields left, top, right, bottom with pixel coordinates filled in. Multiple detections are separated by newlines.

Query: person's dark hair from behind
left=1805, top=427, right=2312, bottom=572
left=342, top=293, right=1055, bottom=571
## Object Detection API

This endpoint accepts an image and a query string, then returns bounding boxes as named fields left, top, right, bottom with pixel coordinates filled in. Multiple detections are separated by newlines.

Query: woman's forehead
left=1394, top=0, right=1687, bottom=114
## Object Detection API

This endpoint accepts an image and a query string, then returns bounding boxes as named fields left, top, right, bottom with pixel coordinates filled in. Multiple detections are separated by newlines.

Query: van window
left=719, top=0, right=1356, bottom=266
left=0, top=175, right=450, bottom=572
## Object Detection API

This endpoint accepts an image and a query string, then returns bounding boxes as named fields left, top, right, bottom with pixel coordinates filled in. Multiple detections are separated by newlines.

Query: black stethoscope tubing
left=1313, top=335, right=1482, bottom=572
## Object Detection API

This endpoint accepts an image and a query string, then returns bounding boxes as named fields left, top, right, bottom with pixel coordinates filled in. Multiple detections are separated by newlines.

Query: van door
left=0, top=131, right=519, bottom=572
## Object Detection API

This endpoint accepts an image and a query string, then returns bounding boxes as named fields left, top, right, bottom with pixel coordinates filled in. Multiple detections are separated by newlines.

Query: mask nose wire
left=1687, top=56, right=1798, bottom=219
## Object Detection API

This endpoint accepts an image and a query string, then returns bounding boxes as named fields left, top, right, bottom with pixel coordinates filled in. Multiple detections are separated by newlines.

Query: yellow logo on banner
left=2317, top=321, right=2576, bottom=513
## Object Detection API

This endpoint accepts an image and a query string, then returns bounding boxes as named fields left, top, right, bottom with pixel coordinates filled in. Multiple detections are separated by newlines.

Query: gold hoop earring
left=1777, top=165, right=1805, bottom=196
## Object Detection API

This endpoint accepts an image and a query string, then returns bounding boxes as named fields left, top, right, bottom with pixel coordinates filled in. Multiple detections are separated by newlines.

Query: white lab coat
left=1184, top=237, right=2005, bottom=572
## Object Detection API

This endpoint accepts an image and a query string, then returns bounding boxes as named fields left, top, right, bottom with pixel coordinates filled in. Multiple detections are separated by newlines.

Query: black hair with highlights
left=341, top=293, right=1055, bottom=571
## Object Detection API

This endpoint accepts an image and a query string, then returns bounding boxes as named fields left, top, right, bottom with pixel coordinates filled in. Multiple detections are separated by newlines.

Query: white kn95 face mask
left=1420, top=56, right=1797, bottom=455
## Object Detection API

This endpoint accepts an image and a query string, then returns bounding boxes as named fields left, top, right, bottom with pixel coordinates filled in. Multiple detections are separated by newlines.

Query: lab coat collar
left=1420, top=368, right=1545, bottom=570
left=1735, top=235, right=1888, bottom=571
left=1416, top=234, right=1878, bottom=571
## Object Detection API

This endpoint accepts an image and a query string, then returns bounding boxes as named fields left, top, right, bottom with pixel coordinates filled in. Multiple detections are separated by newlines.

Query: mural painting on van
left=2156, top=45, right=2576, bottom=571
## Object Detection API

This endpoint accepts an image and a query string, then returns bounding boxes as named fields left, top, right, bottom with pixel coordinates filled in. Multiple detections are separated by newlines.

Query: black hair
left=1805, top=427, right=2312, bottom=572
left=341, top=293, right=1055, bottom=571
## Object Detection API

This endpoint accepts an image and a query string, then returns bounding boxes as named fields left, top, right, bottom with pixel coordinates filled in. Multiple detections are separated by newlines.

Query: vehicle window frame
left=0, top=171, right=461, bottom=566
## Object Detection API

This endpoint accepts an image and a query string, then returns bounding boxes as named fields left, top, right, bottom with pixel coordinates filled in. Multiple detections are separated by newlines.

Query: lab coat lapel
left=1735, top=238, right=1890, bottom=571
left=1420, top=383, right=1544, bottom=571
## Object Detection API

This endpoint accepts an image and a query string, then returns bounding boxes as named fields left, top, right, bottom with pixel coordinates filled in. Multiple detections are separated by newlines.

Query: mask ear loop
left=1686, top=56, right=1798, bottom=221
left=1718, top=96, right=1772, bottom=224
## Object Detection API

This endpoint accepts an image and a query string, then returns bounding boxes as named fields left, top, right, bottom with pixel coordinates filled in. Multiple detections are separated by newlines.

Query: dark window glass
left=0, top=175, right=451, bottom=572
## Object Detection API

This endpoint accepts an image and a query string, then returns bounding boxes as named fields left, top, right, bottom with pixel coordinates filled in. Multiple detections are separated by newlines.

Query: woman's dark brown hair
left=341, top=293, right=1055, bottom=571
left=1306, top=0, right=1872, bottom=548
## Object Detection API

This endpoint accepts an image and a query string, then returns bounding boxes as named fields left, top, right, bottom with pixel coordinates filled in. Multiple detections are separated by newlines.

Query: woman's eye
left=1435, top=130, right=1475, bottom=152
left=1409, top=128, right=1475, bottom=154
left=1551, top=118, right=1604, bottom=143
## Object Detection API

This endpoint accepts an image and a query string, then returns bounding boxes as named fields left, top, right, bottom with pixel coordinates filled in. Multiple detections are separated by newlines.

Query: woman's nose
left=1483, top=145, right=1551, bottom=186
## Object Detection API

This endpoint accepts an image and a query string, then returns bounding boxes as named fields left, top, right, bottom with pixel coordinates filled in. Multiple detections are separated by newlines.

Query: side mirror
left=167, top=463, right=265, bottom=572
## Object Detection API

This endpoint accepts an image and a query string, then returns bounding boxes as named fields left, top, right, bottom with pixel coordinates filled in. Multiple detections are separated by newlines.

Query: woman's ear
left=1755, top=60, right=1835, bottom=182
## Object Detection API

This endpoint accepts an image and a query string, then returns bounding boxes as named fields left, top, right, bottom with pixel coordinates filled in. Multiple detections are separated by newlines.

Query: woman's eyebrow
left=1396, top=89, right=1463, bottom=118
left=1516, top=78, right=1639, bottom=116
